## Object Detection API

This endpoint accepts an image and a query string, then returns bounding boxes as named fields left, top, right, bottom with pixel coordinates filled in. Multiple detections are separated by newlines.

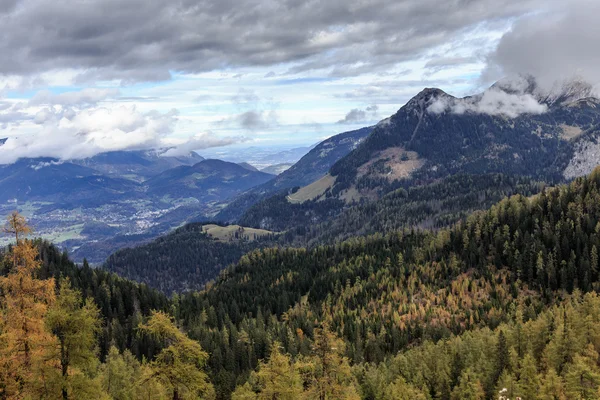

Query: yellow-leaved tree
left=0, top=211, right=57, bottom=398
left=138, top=311, right=214, bottom=400
left=231, top=324, right=360, bottom=400
left=43, top=278, right=103, bottom=399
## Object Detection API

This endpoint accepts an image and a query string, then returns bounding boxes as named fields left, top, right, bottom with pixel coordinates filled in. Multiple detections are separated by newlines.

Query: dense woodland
left=176, top=167, right=600, bottom=396
left=104, top=223, right=274, bottom=294
left=108, top=173, right=546, bottom=294
left=4, top=169, right=600, bottom=398
left=241, top=174, right=545, bottom=242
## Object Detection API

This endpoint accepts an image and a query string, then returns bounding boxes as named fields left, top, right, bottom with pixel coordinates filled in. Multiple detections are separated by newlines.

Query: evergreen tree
left=304, top=324, right=360, bottom=400
left=383, top=376, right=428, bottom=400
left=44, top=279, right=103, bottom=399
left=450, top=369, right=485, bottom=400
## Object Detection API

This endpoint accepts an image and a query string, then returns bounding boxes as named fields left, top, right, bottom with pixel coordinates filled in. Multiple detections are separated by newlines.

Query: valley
left=1, top=2, right=598, bottom=400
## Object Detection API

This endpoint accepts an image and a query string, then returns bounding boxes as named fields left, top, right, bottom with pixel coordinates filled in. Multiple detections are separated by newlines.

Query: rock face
left=565, top=137, right=600, bottom=180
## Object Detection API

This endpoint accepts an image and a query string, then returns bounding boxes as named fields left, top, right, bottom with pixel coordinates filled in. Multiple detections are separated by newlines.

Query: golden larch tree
left=0, top=211, right=57, bottom=398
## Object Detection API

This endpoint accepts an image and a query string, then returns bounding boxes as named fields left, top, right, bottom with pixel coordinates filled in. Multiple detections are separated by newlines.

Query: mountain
left=235, top=79, right=600, bottom=232
left=327, top=83, right=600, bottom=200
left=215, top=126, right=373, bottom=221
left=145, top=159, right=273, bottom=203
left=0, top=152, right=275, bottom=263
left=73, top=149, right=204, bottom=181
left=0, top=158, right=140, bottom=204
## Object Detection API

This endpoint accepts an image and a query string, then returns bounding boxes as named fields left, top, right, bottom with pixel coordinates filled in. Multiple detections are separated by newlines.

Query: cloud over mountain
left=428, top=87, right=548, bottom=118
left=483, top=0, right=600, bottom=89
left=0, top=89, right=244, bottom=164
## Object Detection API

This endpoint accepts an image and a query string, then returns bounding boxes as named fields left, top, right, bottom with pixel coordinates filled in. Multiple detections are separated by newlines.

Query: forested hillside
left=0, top=214, right=204, bottom=399
left=104, top=223, right=277, bottom=293
left=7, top=169, right=600, bottom=398
left=241, top=173, right=545, bottom=237
left=170, top=167, right=600, bottom=397
left=108, top=174, right=545, bottom=293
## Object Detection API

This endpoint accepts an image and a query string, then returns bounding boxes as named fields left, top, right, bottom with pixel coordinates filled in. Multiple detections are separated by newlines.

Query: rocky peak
left=403, top=88, right=453, bottom=115
left=543, top=77, right=596, bottom=106
left=493, top=74, right=598, bottom=107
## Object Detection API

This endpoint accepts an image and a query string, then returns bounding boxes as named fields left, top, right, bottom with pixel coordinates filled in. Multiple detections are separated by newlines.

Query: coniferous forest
left=5, top=169, right=600, bottom=398
left=0, top=1, right=597, bottom=399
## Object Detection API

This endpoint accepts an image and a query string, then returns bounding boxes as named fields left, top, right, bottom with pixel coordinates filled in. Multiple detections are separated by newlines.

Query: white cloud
left=161, top=133, right=245, bottom=157
left=0, top=102, right=243, bottom=164
left=428, top=87, right=547, bottom=118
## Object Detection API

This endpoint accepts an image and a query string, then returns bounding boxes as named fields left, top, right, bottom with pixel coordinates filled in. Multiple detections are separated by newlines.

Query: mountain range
left=234, top=77, right=600, bottom=231
left=102, top=77, right=600, bottom=293
left=0, top=149, right=275, bottom=261
left=2, top=77, right=599, bottom=267
left=8, top=77, right=600, bottom=400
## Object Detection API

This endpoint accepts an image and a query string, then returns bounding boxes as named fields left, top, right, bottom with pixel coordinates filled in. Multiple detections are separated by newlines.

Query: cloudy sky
left=0, top=0, right=596, bottom=163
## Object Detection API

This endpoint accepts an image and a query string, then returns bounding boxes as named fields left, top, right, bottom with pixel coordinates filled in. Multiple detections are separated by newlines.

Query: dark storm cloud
left=483, top=0, right=600, bottom=88
left=0, top=0, right=545, bottom=82
left=0, top=0, right=18, bottom=13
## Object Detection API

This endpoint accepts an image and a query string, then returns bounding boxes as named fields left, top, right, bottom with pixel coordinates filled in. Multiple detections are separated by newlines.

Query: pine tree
left=383, top=376, right=428, bottom=400
left=494, top=331, right=510, bottom=385
left=518, top=353, right=539, bottom=400
left=255, top=343, right=302, bottom=400
left=538, top=368, right=566, bottom=400
left=450, top=369, right=485, bottom=400
left=564, top=349, right=600, bottom=399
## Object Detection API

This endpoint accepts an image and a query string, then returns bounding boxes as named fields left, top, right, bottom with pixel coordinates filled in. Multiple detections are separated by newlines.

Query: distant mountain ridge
left=0, top=151, right=272, bottom=263
left=216, top=126, right=373, bottom=221
left=145, top=159, right=273, bottom=202
left=73, top=149, right=204, bottom=181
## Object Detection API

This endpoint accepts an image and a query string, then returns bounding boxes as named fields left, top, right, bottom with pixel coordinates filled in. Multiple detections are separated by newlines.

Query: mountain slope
left=216, top=126, right=373, bottom=221
left=236, top=80, right=600, bottom=233
left=104, top=223, right=273, bottom=293
left=146, top=159, right=273, bottom=203
left=170, top=167, right=600, bottom=397
left=328, top=83, right=600, bottom=199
